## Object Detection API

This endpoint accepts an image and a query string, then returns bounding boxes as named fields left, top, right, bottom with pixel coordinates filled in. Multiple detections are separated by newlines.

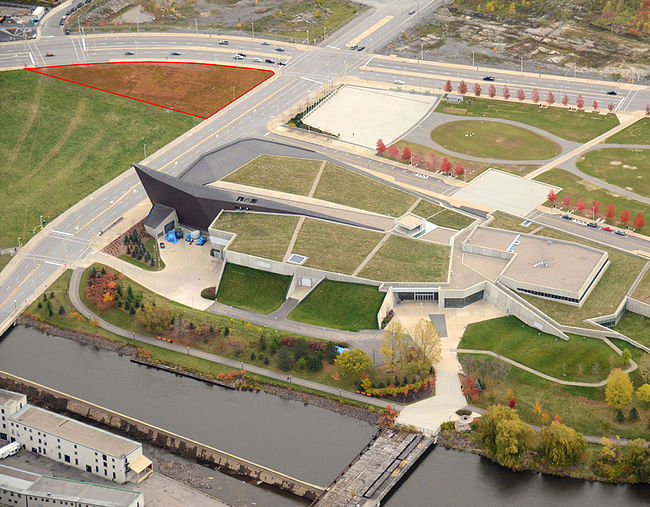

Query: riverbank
left=17, top=315, right=380, bottom=426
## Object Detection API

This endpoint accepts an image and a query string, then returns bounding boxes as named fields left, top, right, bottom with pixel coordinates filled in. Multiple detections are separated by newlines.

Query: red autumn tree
left=441, top=157, right=452, bottom=174
left=562, top=94, right=569, bottom=106
left=547, top=92, right=555, bottom=105
left=591, top=200, right=601, bottom=216
left=532, top=88, right=540, bottom=103
left=509, top=398, right=516, bottom=409
left=474, top=83, right=482, bottom=96
left=413, top=152, right=426, bottom=168
left=401, top=146, right=412, bottom=161
left=576, top=94, right=584, bottom=109
left=488, top=84, right=496, bottom=97
left=517, top=88, right=525, bottom=101
left=646, top=104, right=650, bottom=116
left=376, top=138, right=386, bottom=154
left=605, top=203, right=616, bottom=220
left=592, top=100, right=599, bottom=110
left=388, top=144, right=399, bottom=159
left=608, top=103, right=614, bottom=112
left=548, top=189, right=558, bottom=204
left=621, top=209, right=631, bottom=225
left=444, top=80, right=452, bottom=92
left=503, top=85, right=510, bottom=100
left=427, top=153, right=438, bottom=171
left=458, top=80, right=468, bottom=94
left=635, top=212, right=645, bottom=229
left=562, top=194, right=571, bottom=208
left=455, top=163, right=465, bottom=177
left=577, top=197, right=587, bottom=213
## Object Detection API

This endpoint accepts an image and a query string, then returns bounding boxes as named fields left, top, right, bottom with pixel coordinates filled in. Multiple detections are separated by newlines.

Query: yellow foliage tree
left=605, top=368, right=633, bottom=410
left=411, top=318, right=441, bottom=364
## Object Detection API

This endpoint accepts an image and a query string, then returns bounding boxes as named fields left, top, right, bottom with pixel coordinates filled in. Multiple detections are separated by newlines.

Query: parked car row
left=61, top=0, right=92, bottom=25
left=561, top=214, right=627, bottom=236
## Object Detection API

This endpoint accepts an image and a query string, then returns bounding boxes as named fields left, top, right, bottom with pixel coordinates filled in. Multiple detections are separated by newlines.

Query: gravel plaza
left=302, top=85, right=439, bottom=149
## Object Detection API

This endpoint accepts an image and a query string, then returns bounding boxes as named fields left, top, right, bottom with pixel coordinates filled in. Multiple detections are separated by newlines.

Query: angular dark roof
left=144, top=203, right=176, bottom=229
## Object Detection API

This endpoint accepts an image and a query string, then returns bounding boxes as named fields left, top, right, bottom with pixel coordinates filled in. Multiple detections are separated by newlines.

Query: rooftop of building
left=395, top=213, right=425, bottom=231
left=11, top=406, right=140, bottom=458
left=0, top=389, right=26, bottom=407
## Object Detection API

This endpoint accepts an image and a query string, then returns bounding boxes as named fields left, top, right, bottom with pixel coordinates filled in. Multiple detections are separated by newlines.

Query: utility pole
left=17, top=237, right=21, bottom=248
left=195, top=18, right=198, bottom=34
left=143, top=143, right=147, bottom=159
left=520, top=56, right=523, bottom=73
left=251, top=21, right=254, bottom=38
left=39, top=215, right=43, bottom=230
left=472, top=50, right=475, bottom=68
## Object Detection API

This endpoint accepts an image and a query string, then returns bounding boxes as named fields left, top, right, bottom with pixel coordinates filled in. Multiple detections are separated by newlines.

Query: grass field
left=313, top=163, right=417, bottom=217
left=289, top=280, right=383, bottom=331
left=0, top=254, right=12, bottom=274
left=520, top=228, right=646, bottom=326
left=487, top=212, right=540, bottom=233
left=412, top=199, right=444, bottom=218
left=292, top=219, right=382, bottom=274
left=217, top=264, right=290, bottom=314
left=576, top=148, right=650, bottom=198
left=534, top=168, right=649, bottom=234
left=430, top=120, right=562, bottom=160
left=436, top=97, right=619, bottom=142
left=606, top=117, right=650, bottom=144
left=632, top=269, right=650, bottom=304
left=614, top=311, right=650, bottom=349
left=359, top=235, right=450, bottom=282
left=223, top=155, right=322, bottom=196
left=0, top=70, right=199, bottom=250
left=429, top=209, right=475, bottom=230
left=212, top=212, right=299, bottom=261
left=459, top=316, right=623, bottom=382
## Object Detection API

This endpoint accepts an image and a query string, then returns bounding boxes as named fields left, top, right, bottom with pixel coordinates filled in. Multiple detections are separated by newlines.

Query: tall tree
left=608, top=103, right=614, bottom=112
left=441, top=157, right=452, bottom=174
left=576, top=94, right=584, bottom=109
left=591, top=200, right=601, bottom=217
left=592, top=100, right=599, bottom=110
left=335, top=349, right=372, bottom=383
left=444, top=79, right=452, bottom=92
left=411, top=319, right=441, bottom=364
left=381, top=320, right=403, bottom=369
left=562, top=194, right=571, bottom=208
left=401, top=146, right=412, bottom=162
left=538, top=423, right=586, bottom=467
left=517, top=88, right=525, bottom=101
left=474, top=83, right=482, bottom=96
left=503, top=85, right=510, bottom=100
left=547, top=190, right=558, bottom=205
left=455, top=163, right=465, bottom=177
left=620, top=209, right=631, bottom=225
left=413, top=152, right=426, bottom=168
left=488, top=84, right=496, bottom=97
left=427, top=153, right=438, bottom=171
left=562, top=94, right=569, bottom=106
left=634, top=212, right=645, bottom=229
left=605, top=203, right=616, bottom=220
left=605, top=368, right=633, bottom=410
left=547, top=91, right=555, bottom=105
left=388, top=144, right=399, bottom=159
left=577, top=197, right=586, bottom=213
left=495, top=418, right=536, bottom=470
left=458, top=80, right=468, bottom=94
left=531, top=88, right=540, bottom=103
left=376, top=138, right=386, bottom=154
left=478, top=405, right=520, bottom=455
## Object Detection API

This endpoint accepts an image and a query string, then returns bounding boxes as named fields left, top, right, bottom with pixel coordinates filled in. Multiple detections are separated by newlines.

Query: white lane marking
left=52, top=230, right=73, bottom=236
left=44, top=261, right=64, bottom=266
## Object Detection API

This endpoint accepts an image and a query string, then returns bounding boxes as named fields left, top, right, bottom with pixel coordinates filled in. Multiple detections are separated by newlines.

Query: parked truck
left=31, top=6, right=45, bottom=22
left=0, top=442, right=20, bottom=459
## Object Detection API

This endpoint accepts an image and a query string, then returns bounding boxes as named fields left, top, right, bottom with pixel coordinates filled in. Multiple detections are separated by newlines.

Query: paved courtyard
left=302, top=85, right=438, bottom=149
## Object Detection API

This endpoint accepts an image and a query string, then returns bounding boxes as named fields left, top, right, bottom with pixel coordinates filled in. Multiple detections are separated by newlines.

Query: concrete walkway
left=68, top=267, right=400, bottom=411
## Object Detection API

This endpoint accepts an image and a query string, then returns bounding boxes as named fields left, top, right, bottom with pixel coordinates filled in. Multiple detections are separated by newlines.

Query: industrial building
left=0, top=390, right=26, bottom=441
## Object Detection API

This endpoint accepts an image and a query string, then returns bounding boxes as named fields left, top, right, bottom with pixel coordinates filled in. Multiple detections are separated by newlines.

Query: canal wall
left=0, top=370, right=324, bottom=501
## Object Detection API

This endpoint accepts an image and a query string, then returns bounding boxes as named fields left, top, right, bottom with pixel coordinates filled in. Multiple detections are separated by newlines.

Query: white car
left=253, top=57, right=262, bottom=63
left=394, top=79, right=405, bottom=85
left=233, top=54, right=244, bottom=60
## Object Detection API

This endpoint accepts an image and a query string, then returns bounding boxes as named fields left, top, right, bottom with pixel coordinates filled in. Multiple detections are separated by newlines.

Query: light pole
left=143, top=143, right=147, bottom=159
left=472, top=50, right=475, bottom=68
left=17, top=237, right=21, bottom=248
left=520, top=56, right=523, bottom=73
left=251, top=21, right=254, bottom=38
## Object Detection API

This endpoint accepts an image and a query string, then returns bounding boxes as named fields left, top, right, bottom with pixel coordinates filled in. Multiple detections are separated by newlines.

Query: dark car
left=357, top=45, right=365, bottom=51
left=59, top=19, right=64, bottom=25
left=236, top=52, right=246, bottom=57
left=606, top=91, right=617, bottom=96
left=587, top=222, right=598, bottom=228
left=278, top=61, right=287, bottom=66
left=125, top=50, right=135, bottom=55
left=65, top=10, right=71, bottom=15
left=561, top=215, right=571, bottom=220
left=85, top=0, right=92, bottom=4
left=77, top=2, right=83, bottom=8
left=483, top=76, right=495, bottom=81
left=171, top=51, right=181, bottom=55
left=45, top=52, right=55, bottom=57
left=264, top=58, right=275, bottom=64
left=615, top=230, right=626, bottom=236
left=70, top=7, right=76, bottom=12
left=275, top=47, right=285, bottom=52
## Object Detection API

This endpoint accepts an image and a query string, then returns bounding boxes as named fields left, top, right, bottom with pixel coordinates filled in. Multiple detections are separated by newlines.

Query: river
left=1, top=326, right=649, bottom=506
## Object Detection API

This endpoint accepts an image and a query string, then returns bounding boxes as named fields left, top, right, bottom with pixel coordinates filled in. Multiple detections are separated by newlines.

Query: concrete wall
left=626, top=297, right=650, bottom=319
left=376, top=287, right=396, bottom=329
left=461, top=243, right=514, bottom=261
left=0, top=372, right=323, bottom=501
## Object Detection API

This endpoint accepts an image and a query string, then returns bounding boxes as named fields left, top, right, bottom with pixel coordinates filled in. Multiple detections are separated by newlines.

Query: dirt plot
left=28, top=62, right=273, bottom=118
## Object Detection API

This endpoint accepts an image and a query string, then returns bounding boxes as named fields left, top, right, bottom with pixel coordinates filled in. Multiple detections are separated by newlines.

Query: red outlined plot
left=26, top=61, right=275, bottom=119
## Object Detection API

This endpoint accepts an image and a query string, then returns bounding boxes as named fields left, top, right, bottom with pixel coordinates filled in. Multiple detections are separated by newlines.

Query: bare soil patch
left=29, top=62, right=273, bottom=118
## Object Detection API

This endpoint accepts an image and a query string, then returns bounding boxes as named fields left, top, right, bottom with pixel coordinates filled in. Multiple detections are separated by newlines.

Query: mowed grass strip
left=632, top=269, right=650, bottom=304
left=223, top=155, right=322, bottom=196
left=487, top=212, right=540, bottom=233
left=289, top=280, right=384, bottom=331
left=534, top=168, right=650, bottom=234
left=430, top=120, right=562, bottom=160
left=412, top=199, right=444, bottom=219
left=359, top=235, right=450, bottom=282
left=429, top=209, right=475, bottom=230
left=213, top=212, right=299, bottom=261
left=614, top=311, right=650, bottom=348
left=292, top=219, right=382, bottom=275
left=520, top=227, right=646, bottom=326
left=576, top=148, right=650, bottom=198
left=606, top=117, right=650, bottom=144
left=0, top=70, right=199, bottom=250
left=0, top=255, right=12, bottom=274
left=459, top=316, right=620, bottom=382
left=217, top=264, right=290, bottom=314
left=313, top=163, right=416, bottom=217
left=436, top=96, right=619, bottom=142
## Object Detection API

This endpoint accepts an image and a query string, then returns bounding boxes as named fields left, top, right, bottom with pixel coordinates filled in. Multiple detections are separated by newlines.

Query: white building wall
left=0, top=391, right=26, bottom=440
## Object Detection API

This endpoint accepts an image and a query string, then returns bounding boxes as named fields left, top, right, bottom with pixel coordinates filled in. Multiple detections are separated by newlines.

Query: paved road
left=68, top=268, right=400, bottom=411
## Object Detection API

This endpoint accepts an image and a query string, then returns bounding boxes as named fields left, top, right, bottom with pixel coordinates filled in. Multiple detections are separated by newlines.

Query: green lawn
left=119, top=237, right=165, bottom=271
left=459, top=316, right=624, bottom=382
left=606, top=117, right=650, bottom=144
left=313, top=163, right=417, bottom=217
left=359, top=235, right=450, bottom=282
left=430, top=120, right=562, bottom=160
left=614, top=311, right=650, bottom=349
left=0, top=70, right=199, bottom=249
left=217, top=264, right=290, bottom=314
left=436, top=97, right=620, bottom=143
left=534, top=168, right=649, bottom=234
left=0, top=254, right=12, bottom=274
left=389, top=138, right=537, bottom=181
left=223, top=155, right=322, bottom=196
left=412, top=199, right=444, bottom=219
left=289, top=280, right=384, bottom=331
left=576, top=148, right=650, bottom=198
left=459, top=353, right=650, bottom=440
left=429, top=208, right=475, bottom=230
left=488, top=212, right=540, bottom=233
left=520, top=228, right=646, bottom=326
left=292, top=219, right=382, bottom=275
left=211, top=212, right=299, bottom=261
left=633, top=269, right=650, bottom=304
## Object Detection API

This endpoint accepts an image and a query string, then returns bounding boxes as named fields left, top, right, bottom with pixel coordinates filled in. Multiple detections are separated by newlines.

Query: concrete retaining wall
left=0, top=371, right=323, bottom=501
left=626, top=297, right=650, bottom=319
left=461, top=243, right=513, bottom=261
left=376, top=287, right=396, bottom=329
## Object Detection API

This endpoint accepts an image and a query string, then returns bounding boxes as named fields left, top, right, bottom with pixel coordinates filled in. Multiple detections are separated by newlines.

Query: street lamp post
left=40, top=215, right=43, bottom=230
left=251, top=21, right=254, bottom=38
left=143, top=143, right=147, bottom=159
left=17, top=237, right=21, bottom=248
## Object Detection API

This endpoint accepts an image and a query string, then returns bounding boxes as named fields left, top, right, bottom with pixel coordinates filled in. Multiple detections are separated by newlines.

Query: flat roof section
left=453, top=169, right=560, bottom=218
left=12, top=406, right=140, bottom=458
left=0, top=388, right=26, bottom=407
left=467, top=227, right=518, bottom=251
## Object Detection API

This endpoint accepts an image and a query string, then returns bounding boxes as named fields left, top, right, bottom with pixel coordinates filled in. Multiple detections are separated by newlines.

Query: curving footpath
left=67, top=267, right=400, bottom=411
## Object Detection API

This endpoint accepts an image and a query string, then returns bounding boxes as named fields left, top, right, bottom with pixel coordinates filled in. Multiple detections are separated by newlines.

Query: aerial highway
left=0, top=0, right=648, bottom=335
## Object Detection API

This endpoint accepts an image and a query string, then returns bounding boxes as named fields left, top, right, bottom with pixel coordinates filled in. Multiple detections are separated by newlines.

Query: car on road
left=408, top=9, right=416, bottom=14
left=561, top=215, right=571, bottom=220
left=265, top=58, right=275, bottom=64
left=70, top=7, right=77, bottom=12
left=65, top=10, right=71, bottom=15
left=278, top=61, right=287, bottom=66
left=357, top=45, right=365, bottom=51
left=171, top=51, right=181, bottom=55
left=601, top=226, right=613, bottom=232
left=233, top=54, right=244, bottom=60
left=45, top=52, right=55, bottom=57
left=394, top=79, right=405, bottom=85
left=59, top=19, right=64, bottom=25
left=483, top=76, right=495, bottom=81
left=607, top=91, right=617, bottom=96
left=125, top=50, right=135, bottom=55
left=77, top=2, right=83, bottom=8
left=236, top=52, right=246, bottom=57
left=615, top=230, right=627, bottom=236
left=261, top=41, right=270, bottom=46
left=253, top=57, right=262, bottom=63
left=218, top=40, right=228, bottom=45
left=350, top=45, right=358, bottom=50
left=275, top=47, right=285, bottom=52
left=587, top=222, right=598, bottom=228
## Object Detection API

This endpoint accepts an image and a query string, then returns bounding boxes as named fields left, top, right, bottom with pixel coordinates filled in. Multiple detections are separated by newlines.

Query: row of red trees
left=377, top=139, right=465, bottom=177
left=444, top=79, right=614, bottom=111
left=548, top=190, right=645, bottom=229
